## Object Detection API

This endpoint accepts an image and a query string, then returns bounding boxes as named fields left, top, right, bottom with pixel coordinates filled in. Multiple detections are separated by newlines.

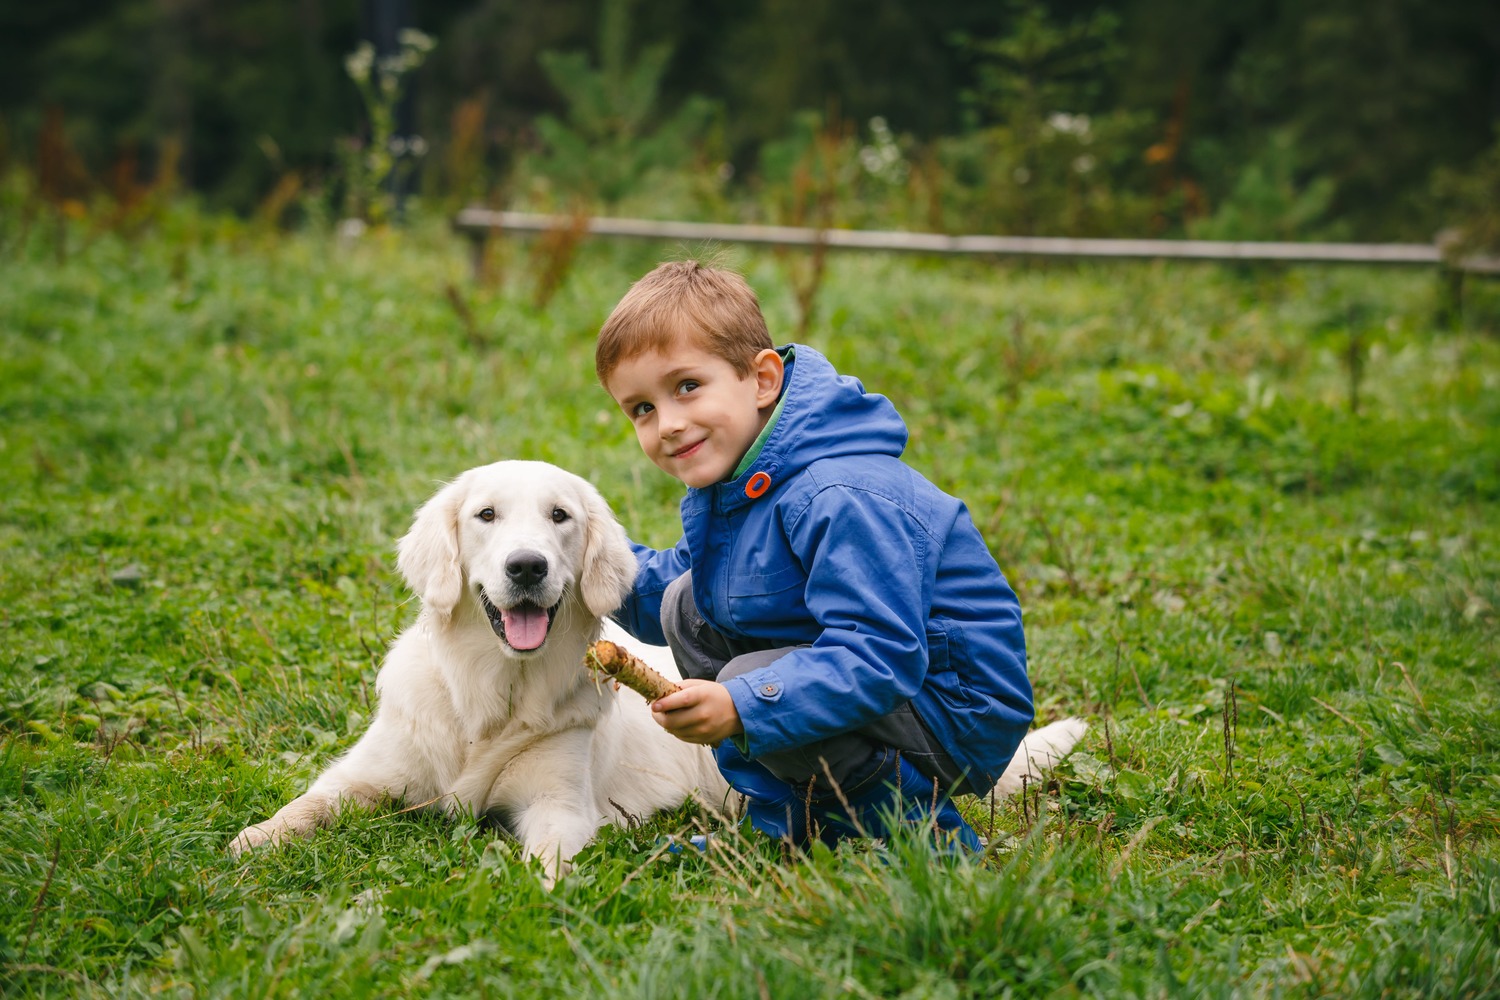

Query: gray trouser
left=661, top=571, right=966, bottom=795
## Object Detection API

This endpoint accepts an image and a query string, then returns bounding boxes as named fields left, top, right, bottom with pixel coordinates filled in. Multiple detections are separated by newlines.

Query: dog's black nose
left=505, top=550, right=549, bottom=587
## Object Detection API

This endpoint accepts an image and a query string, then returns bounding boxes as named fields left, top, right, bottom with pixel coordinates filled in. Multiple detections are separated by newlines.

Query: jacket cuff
left=722, top=668, right=786, bottom=757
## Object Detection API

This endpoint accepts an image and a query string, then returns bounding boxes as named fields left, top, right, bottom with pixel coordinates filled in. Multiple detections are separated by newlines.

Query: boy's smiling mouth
left=669, top=440, right=705, bottom=459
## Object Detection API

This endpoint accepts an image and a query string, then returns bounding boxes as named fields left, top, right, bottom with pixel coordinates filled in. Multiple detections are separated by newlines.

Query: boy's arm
left=611, top=536, right=691, bottom=646
left=721, top=489, right=935, bottom=756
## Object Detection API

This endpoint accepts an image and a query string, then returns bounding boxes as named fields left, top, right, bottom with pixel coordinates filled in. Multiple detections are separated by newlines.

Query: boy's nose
left=657, top=404, right=686, bottom=436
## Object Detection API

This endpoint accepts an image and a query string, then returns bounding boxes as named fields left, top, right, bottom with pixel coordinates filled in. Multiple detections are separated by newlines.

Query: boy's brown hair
left=596, top=260, right=773, bottom=386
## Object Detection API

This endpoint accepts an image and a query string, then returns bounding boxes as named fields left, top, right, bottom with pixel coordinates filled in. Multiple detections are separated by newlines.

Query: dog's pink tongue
left=501, top=606, right=549, bottom=650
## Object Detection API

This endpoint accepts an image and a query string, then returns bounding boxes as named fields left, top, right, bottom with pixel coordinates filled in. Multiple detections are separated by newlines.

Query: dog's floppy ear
left=396, top=475, right=467, bottom=621
left=579, top=484, right=638, bottom=618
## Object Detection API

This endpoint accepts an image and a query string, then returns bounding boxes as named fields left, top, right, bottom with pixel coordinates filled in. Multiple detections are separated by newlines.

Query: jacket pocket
left=728, top=560, right=805, bottom=597
left=922, top=619, right=974, bottom=711
left=725, top=563, right=807, bottom=637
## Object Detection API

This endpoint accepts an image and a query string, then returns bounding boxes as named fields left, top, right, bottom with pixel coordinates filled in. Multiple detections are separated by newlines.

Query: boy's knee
left=715, top=647, right=801, bottom=683
left=659, top=571, right=696, bottom=646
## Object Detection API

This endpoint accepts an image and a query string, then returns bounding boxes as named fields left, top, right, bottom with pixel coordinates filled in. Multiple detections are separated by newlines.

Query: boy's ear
left=752, top=349, right=784, bottom=408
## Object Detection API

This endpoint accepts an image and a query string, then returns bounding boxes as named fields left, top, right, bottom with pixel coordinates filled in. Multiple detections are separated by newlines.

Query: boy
left=597, top=260, right=1033, bottom=848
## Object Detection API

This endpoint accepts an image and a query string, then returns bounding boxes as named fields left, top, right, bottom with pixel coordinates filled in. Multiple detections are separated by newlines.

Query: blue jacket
left=616, top=345, right=1033, bottom=794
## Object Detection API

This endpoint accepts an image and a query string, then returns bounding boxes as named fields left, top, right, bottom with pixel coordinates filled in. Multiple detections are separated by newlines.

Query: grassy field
left=2, top=209, right=1498, bottom=997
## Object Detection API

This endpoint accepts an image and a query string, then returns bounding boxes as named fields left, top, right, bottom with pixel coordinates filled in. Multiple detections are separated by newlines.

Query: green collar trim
left=731, top=346, right=794, bottom=480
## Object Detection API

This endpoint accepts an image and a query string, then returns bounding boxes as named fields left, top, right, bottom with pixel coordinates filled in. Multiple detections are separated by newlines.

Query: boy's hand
left=651, top=679, right=743, bottom=746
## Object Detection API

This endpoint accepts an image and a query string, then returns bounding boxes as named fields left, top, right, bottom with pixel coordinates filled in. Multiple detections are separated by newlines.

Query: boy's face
left=605, top=341, right=784, bottom=489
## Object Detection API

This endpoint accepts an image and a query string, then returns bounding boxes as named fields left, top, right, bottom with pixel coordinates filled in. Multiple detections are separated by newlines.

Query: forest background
left=4, top=0, right=1499, bottom=245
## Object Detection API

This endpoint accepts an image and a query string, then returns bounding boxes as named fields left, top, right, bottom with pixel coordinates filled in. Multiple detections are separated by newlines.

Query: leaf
left=1068, top=751, right=1114, bottom=785
left=1114, top=769, right=1155, bottom=803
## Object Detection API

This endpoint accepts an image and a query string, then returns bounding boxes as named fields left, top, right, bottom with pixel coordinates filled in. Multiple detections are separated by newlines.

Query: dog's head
left=395, top=461, right=637, bottom=654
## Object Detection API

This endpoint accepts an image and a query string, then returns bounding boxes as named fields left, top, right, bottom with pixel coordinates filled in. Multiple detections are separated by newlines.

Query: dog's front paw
left=228, top=823, right=276, bottom=859
left=517, top=836, right=577, bottom=890
left=534, top=854, right=571, bottom=891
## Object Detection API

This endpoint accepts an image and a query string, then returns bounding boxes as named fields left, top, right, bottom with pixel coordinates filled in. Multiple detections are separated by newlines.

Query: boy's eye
left=630, top=401, right=654, bottom=418
left=676, top=380, right=700, bottom=395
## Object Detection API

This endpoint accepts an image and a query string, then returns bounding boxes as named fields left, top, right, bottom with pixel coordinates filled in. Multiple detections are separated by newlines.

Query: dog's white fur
left=229, top=459, right=1086, bottom=883
left=229, top=460, right=728, bottom=882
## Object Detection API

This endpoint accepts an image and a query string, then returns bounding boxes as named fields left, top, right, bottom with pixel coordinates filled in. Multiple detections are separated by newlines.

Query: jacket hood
left=708, top=344, right=908, bottom=511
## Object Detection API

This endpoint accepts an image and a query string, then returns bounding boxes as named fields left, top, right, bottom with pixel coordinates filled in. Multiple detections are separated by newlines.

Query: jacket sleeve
left=611, top=536, right=691, bottom=646
left=722, top=486, right=931, bottom=756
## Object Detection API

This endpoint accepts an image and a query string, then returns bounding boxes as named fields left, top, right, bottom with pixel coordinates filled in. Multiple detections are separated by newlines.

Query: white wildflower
left=858, top=116, right=908, bottom=184
left=344, top=42, right=374, bottom=82
left=398, top=28, right=436, bottom=54
left=1046, top=112, right=1092, bottom=137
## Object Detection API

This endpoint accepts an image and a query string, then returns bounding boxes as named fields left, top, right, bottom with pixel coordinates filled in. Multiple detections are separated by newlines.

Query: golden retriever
left=229, top=460, right=728, bottom=882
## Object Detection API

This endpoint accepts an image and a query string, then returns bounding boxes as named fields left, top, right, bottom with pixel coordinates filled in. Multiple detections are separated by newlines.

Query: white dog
left=230, top=459, right=1086, bottom=882
left=229, top=460, right=729, bottom=882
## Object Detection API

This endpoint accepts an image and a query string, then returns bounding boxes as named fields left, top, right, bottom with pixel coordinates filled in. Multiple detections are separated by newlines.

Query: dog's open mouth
left=479, top=589, right=560, bottom=652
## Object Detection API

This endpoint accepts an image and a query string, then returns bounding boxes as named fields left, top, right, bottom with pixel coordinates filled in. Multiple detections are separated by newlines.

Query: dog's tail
left=989, top=717, right=1088, bottom=799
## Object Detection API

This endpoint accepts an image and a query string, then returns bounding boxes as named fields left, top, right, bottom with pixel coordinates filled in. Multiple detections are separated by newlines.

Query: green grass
left=2, top=208, right=1498, bottom=997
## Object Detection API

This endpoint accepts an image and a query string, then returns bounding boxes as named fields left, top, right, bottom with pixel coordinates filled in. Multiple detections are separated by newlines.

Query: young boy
left=597, top=260, right=1033, bottom=848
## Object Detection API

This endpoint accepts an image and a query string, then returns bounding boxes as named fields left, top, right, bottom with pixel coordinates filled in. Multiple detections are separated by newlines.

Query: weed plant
left=1, top=206, right=1498, bottom=996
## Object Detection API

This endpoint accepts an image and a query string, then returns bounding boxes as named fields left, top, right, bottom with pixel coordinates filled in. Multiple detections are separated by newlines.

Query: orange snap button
left=745, top=471, right=772, bottom=498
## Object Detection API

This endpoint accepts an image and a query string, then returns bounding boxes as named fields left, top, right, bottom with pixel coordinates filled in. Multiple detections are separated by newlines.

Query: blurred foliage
left=1188, top=129, right=1338, bottom=241
left=933, top=2, right=1157, bottom=236
left=0, top=0, right=1496, bottom=239
left=524, top=0, right=719, bottom=207
left=342, top=29, right=436, bottom=226
left=1433, top=129, right=1500, bottom=259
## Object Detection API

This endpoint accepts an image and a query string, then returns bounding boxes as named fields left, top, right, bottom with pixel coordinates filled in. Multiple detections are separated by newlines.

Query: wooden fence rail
left=452, top=207, right=1498, bottom=313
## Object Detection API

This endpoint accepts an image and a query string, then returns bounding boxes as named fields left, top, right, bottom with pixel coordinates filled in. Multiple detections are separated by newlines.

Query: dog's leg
left=229, top=720, right=436, bottom=858
left=496, top=729, right=603, bottom=888
left=989, top=717, right=1088, bottom=799
left=513, top=796, right=602, bottom=889
left=445, top=729, right=540, bottom=820
left=228, top=780, right=384, bottom=857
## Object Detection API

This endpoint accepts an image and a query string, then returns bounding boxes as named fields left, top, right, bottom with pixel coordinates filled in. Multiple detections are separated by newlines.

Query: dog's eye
left=477, top=507, right=496, bottom=522
left=551, top=507, right=570, bottom=524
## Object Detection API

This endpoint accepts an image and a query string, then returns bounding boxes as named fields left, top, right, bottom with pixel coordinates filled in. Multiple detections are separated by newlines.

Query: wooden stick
left=585, top=640, right=682, bottom=702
